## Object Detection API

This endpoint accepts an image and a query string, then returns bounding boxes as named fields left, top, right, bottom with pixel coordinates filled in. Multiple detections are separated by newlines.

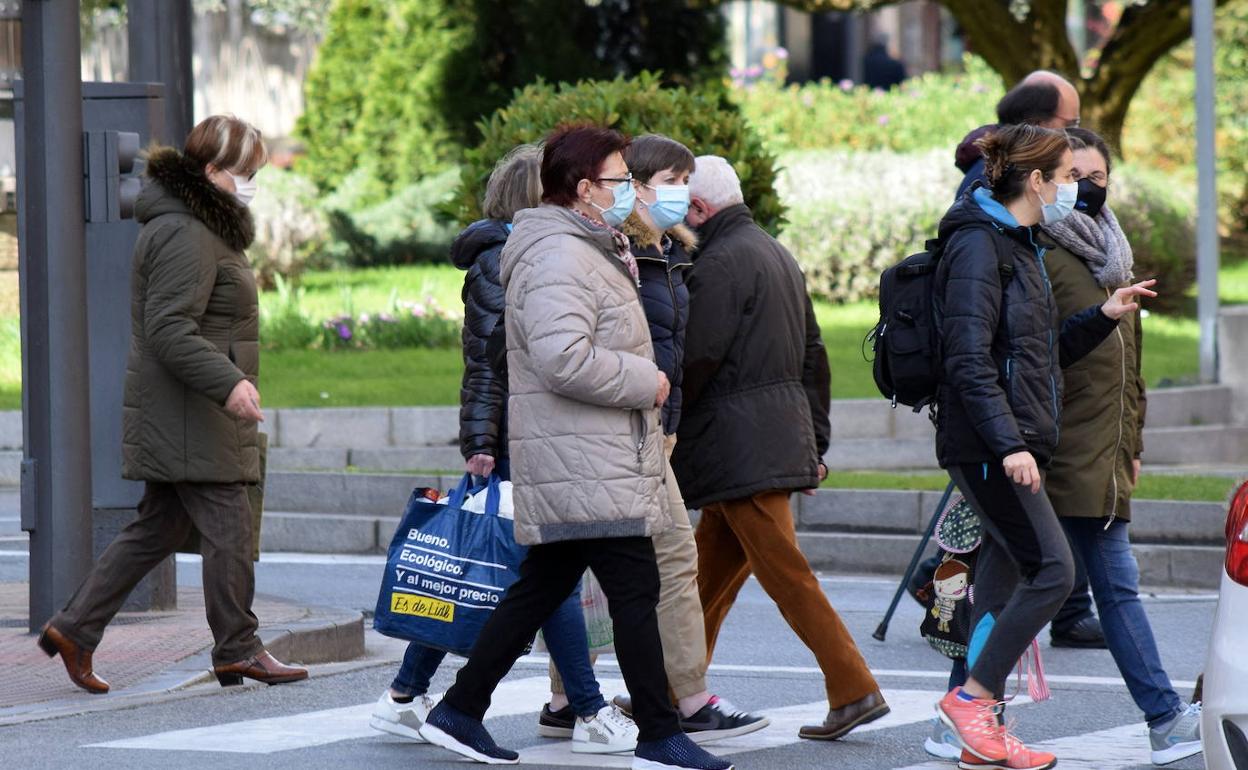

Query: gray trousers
left=949, top=463, right=1075, bottom=698
left=52, top=481, right=263, bottom=665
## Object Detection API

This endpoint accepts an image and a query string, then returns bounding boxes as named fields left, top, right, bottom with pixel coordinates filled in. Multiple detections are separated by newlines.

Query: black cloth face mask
left=1075, top=177, right=1107, bottom=219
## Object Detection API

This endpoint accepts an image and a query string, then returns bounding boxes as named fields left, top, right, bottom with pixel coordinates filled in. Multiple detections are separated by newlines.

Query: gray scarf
left=1042, top=205, right=1134, bottom=288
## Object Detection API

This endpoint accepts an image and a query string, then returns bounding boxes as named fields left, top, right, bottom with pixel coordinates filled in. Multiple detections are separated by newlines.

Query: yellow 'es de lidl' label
left=390, top=593, right=454, bottom=623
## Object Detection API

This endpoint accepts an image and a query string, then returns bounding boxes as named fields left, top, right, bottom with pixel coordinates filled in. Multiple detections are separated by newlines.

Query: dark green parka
left=121, top=147, right=260, bottom=484
left=1043, top=244, right=1145, bottom=522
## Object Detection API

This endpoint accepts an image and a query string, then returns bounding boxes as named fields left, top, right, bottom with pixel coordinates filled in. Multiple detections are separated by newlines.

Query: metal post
left=127, top=0, right=193, bottom=145
left=1194, top=0, right=1219, bottom=383
left=19, top=0, right=94, bottom=632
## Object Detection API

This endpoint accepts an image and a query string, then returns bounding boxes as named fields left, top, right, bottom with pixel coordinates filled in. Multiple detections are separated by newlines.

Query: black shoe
left=1050, top=615, right=1108, bottom=649
left=538, top=702, right=576, bottom=738
left=418, top=702, right=519, bottom=764
left=634, top=733, right=734, bottom=770
left=679, top=696, right=770, bottom=744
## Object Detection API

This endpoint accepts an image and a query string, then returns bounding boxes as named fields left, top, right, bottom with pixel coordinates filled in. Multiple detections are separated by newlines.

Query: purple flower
left=337, top=324, right=352, bottom=341
left=775, top=47, right=789, bottom=60
left=877, top=114, right=891, bottom=126
left=839, top=78, right=854, bottom=92
left=730, top=67, right=743, bottom=79
left=745, top=65, right=764, bottom=78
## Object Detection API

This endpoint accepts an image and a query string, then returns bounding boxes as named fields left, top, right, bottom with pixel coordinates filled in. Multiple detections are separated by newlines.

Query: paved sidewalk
left=0, top=583, right=364, bottom=722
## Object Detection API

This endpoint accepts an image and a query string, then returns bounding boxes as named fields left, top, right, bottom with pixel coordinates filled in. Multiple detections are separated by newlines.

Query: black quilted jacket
left=452, top=219, right=510, bottom=461
left=933, top=187, right=1118, bottom=468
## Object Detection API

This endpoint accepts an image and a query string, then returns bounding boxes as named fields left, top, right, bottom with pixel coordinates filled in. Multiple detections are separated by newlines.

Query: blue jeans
left=1061, top=517, right=1182, bottom=727
left=391, top=588, right=604, bottom=717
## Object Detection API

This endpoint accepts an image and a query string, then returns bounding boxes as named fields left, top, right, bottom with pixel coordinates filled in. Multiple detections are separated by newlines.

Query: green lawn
left=819, top=470, right=1241, bottom=502
left=263, top=348, right=463, bottom=408
left=0, top=261, right=1235, bottom=410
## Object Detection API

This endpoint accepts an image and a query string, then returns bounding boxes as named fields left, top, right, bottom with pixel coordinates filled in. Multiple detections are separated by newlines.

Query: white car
left=1202, top=480, right=1248, bottom=770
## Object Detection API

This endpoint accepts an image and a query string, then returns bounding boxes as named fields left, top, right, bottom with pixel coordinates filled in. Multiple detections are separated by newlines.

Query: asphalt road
left=0, top=551, right=1213, bottom=770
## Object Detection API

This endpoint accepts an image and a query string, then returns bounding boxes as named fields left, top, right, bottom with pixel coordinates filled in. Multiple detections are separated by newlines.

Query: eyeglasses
left=595, top=173, right=633, bottom=185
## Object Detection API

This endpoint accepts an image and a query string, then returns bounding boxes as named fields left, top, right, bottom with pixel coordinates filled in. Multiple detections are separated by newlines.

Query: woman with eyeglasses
left=1041, top=127, right=1202, bottom=767
left=418, top=124, right=733, bottom=770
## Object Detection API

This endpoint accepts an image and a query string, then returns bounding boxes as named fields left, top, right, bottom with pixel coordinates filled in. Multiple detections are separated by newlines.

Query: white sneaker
left=1149, top=702, right=1203, bottom=765
left=369, top=691, right=434, bottom=741
left=572, top=704, right=639, bottom=755
left=923, top=717, right=963, bottom=760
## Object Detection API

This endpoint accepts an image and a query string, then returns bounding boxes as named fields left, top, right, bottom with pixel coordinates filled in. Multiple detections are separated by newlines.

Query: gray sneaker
left=922, top=717, right=962, bottom=760
left=1149, top=702, right=1203, bottom=766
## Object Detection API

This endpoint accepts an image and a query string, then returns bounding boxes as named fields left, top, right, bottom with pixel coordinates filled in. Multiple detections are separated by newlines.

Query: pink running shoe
left=956, top=729, right=1057, bottom=770
left=936, top=687, right=1007, bottom=762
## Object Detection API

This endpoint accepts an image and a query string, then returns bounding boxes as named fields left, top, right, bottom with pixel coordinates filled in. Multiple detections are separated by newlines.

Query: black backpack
left=870, top=227, right=1012, bottom=411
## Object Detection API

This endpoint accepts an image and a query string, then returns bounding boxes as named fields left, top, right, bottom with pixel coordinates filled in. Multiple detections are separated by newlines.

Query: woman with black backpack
left=931, top=123, right=1156, bottom=770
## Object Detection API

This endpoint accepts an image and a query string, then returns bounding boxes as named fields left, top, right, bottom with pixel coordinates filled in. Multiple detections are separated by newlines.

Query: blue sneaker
left=632, top=733, right=735, bottom=770
left=418, top=702, right=519, bottom=765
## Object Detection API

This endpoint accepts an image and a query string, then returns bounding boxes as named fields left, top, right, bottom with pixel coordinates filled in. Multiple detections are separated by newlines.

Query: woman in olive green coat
left=1042, top=127, right=1202, bottom=766
left=38, top=116, right=307, bottom=695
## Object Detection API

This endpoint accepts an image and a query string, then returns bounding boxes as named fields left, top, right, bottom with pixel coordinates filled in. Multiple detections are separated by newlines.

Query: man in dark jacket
left=955, top=71, right=1082, bottom=199
left=676, top=156, right=889, bottom=742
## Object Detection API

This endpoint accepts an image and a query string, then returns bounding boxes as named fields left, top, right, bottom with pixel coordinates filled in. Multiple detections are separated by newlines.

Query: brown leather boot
left=37, top=624, right=110, bottom=694
left=213, top=650, right=308, bottom=687
left=798, top=691, right=890, bottom=740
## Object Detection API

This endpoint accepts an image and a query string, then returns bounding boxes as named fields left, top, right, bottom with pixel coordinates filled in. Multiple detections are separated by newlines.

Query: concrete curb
left=0, top=600, right=364, bottom=726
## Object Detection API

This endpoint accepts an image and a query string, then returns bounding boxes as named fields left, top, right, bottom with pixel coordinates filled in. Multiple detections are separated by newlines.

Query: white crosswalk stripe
left=86, top=676, right=590, bottom=754
left=894, top=722, right=1153, bottom=770
left=86, top=675, right=1156, bottom=770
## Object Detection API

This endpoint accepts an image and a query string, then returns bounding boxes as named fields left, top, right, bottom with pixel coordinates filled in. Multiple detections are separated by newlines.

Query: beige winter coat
left=499, top=204, right=671, bottom=546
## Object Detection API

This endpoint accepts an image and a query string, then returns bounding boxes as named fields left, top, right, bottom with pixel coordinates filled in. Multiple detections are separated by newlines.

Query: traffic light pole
left=128, top=0, right=193, bottom=146
left=19, top=0, right=94, bottom=632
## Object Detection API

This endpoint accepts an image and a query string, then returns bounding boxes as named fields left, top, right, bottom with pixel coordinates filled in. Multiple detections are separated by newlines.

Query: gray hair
left=688, top=155, right=744, bottom=210
left=483, top=144, right=543, bottom=221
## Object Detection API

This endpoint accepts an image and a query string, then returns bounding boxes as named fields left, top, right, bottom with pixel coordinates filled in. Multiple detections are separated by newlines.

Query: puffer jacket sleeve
left=521, top=248, right=658, bottom=409
left=1058, top=303, right=1118, bottom=368
left=681, top=256, right=738, bottom=410
left=144, top=223, right=246, bottom=405
left=940, top=231, right=1027, bottom=459
left=459, top=245, right=506, bottom=459
left=802, top=290, right=832, bottom=455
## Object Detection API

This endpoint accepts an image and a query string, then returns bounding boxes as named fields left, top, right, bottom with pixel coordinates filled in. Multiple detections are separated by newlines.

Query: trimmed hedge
left=779, top=150, right=1195, bottom=313
left=452, top=72, right=785, bottom=234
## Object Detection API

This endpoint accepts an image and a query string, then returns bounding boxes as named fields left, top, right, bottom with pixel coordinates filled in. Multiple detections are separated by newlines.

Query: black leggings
left=949, top=463, right=1075, bottom=698
left=443, top=535, right=681, bottom=742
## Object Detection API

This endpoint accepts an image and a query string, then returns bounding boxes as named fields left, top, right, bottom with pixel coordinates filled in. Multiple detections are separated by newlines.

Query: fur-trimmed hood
left=137, top=146, right=255, bottom=252
left=619, top=210, right=697, bottom=255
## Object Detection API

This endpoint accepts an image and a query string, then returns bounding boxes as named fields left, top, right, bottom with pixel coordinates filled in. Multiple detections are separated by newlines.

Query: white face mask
left=228, top=172, right=258, bottom=207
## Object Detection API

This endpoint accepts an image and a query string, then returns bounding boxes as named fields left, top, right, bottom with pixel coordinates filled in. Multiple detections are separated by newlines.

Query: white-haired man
left=674, top=156, right=888, bottom=741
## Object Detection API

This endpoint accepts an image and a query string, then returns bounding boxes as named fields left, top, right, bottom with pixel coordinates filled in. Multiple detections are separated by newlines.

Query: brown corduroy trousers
left=697, top=489, right=879, bottom=709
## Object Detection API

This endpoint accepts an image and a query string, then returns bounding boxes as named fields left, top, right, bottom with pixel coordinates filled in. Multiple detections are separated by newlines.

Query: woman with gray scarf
left=1042, top=127, right=1202, bottom=767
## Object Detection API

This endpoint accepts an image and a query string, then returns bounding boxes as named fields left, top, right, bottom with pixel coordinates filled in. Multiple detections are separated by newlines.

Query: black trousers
left=443, top=535, right=681, bottom=742
left=52, top=481, right=263, bottom=665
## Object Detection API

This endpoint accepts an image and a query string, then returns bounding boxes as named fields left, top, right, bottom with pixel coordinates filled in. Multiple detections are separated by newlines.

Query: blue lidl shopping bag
left=373, top=474, right=526, bottom=655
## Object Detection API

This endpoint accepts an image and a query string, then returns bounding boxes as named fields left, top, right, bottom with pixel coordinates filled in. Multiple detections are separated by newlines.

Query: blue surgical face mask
left=1038, top=179, right=1078, bottom=225
left=640, top=183, right=690, bottom=231
left=590, top=179, right=636, bottom=228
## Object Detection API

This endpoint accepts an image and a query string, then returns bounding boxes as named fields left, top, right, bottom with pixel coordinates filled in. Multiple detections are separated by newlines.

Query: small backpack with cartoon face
left=917, top=495, right=982, bottom=659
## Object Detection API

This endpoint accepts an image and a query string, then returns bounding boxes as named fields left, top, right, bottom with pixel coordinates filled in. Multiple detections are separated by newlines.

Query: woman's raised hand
left=1101, top=279, right=1158, bottom=320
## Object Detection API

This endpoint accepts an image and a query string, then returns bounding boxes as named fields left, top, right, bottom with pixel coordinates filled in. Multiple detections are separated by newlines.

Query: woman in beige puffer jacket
left=421, top=126, right=733, bottom=770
